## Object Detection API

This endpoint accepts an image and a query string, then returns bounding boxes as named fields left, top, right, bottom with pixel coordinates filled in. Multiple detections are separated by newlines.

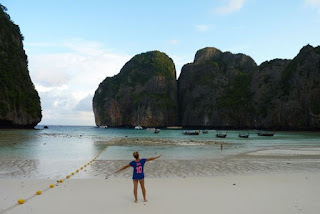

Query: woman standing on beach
left=115, top=151, right=161, bottom=203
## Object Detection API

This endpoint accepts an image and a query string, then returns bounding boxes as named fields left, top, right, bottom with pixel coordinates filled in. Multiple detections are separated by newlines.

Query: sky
left=1, top=0, right=320, bottom=126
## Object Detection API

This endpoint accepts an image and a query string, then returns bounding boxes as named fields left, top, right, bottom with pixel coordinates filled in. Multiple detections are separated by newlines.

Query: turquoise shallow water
left=0, top=126, right=320, bottom=179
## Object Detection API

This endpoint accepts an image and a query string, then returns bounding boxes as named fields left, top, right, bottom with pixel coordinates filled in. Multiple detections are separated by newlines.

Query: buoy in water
left=17, top=199, right=25, bottom=204
left=66, top=175, right=70, bottom=179
left=50, top=184, right=55, bottom=188
left=36, top=190, right=42, bottom=195
left=58, top=179, right=63, bottom=183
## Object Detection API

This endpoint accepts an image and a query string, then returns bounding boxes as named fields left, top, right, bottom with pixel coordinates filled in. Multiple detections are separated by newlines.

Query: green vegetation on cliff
left=94, top=44, right=320, bottom=130
left=93, top=50, right=178, bottom=127
left=178, top=47, right=257, bottom=127
left=121, top=51, right=176, bottom=87
left=217, top=72, right=253, bottom=109
left=0, top=4, right=41, bottom=127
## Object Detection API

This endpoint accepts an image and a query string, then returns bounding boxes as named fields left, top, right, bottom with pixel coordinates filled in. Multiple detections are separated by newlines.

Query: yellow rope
left=0, top=146, right=108, bottom=214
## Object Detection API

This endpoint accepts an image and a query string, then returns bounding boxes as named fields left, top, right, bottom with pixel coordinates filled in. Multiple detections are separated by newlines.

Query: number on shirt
left=136, top=166, right=142, bottom=173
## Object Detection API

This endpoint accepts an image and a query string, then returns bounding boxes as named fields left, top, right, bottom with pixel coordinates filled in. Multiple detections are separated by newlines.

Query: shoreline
left=105, top=137, right=232, bottom=146
left=1, top=173, right=320, bottom=214
left=1, top=129, right=320, bottom=213
left=2, top=144, right=320, bottom=179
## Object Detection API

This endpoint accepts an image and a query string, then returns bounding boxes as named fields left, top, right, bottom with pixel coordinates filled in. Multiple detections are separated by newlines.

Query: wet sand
left=1, top=137, right=320, bottom=213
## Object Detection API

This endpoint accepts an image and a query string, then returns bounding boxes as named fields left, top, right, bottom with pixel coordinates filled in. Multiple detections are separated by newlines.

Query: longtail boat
left=239, top=133, right=249, bottom=138
left=183, top=131, right=200, bottom=135
left=216, top=133, right=227, bottom=138
left=258, top=132, right=274, bottom=136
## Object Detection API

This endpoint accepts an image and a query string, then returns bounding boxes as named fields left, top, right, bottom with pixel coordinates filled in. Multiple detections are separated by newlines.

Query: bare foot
left=134, top=200, right=138, bottom=203
left=144, top=199, right=148, bottom=202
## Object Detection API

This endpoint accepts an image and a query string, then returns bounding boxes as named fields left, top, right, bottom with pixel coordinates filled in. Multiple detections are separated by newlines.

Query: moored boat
left=216, top=133, right=227, bottom=138
left=239, top=133, right=249, bottom=138
left=258, top=132, right=274, bottom=136
left=183, top=131, right=200, bottom=135
left=135, top=125, right=143, bottom=130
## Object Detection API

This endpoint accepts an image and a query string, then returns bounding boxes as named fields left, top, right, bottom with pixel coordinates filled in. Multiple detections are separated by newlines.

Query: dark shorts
left=132, top=174, right=144, bottom=180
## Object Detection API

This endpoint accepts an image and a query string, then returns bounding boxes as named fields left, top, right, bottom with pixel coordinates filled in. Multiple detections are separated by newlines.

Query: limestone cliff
left=178, top=45, right=320, bottom=130
left=93, top=51, right=178, bottom=127
left=252, top=45, right=320, bottom=130
left=0, top=4, right=42, bottom=128
left=93, top=45, right=320, bottom=130
left=178, top=47, right=257, bottom=128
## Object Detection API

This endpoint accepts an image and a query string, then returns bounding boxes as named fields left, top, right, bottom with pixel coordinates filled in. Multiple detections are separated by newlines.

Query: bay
left=0, top=126, right=320, bottom=179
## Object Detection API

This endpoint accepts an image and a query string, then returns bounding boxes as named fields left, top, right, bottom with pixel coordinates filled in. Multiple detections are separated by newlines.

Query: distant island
left=0, top=4, right=42, bottom=128
left=93, top=45, right=320, bottom=130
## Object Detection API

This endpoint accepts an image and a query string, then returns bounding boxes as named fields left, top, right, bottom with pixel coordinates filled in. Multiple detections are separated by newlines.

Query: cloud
left=30, top=54, right=72, bottom=87
left=305, top=0, right=320, bottom=11
left=27, top=39, right=132, bottom=125
left=41, top=109, right=94, bottom=126
left=213, top=0, right=246, bottom=15
left=195, top=25, right=209, bottom=32
left=73, top=94, right=94, bottom=112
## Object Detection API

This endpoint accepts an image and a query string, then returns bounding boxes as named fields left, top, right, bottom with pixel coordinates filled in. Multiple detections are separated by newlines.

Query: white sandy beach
left=1, top=174, right=320, bottom=214
left=1, top=134, right=320, bottom=214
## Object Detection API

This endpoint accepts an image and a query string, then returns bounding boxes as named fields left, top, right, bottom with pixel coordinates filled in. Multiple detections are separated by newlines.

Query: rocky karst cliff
left=178, top=47, right=257, bottom=128
left=252, top=45, right=320, bottom=130
left=178, top=45, right=320, bottom=130
left=93, top=51, right=178, bottom=127
left=0, top=4, right=42, bottom=128
left=94, top=45, right=320, bottom=130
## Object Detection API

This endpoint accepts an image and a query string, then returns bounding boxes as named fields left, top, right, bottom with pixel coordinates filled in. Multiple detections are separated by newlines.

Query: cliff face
left=93, top=51, right=178, bottom=127
left=93, top=45, right=320, bottom=130
left=252, top=45, right=320, bottom=130
left=0, top=5, right=42, bottom=128
left=178, top=47, right=257, bottom=128
left=178, top=45, right=320, bottom=130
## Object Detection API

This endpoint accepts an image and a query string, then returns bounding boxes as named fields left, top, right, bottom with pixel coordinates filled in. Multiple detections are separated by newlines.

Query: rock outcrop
left=94, top=45, right=320, bottom=130
left=178, top=47, right=257, bottom=128
left=252, top=45, right=320, bottom=130
left=93, top=51, right=178, bottom=127
left=0, top=4, right=42, bottom=128
left=178, top=45, right=320, bottom=130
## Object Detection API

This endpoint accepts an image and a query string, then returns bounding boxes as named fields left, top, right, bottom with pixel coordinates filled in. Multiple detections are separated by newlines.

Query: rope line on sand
left=0, top=146, right=108, bottom=214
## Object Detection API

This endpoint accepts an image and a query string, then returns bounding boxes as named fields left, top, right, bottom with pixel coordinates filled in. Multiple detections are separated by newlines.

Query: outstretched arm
left=146, top=155, right=161, bottom=162
left=115, top=164, right=131, bottom=173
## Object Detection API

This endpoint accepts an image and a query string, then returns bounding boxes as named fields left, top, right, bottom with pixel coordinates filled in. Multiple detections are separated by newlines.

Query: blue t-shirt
left=130, top=158, right=146, bottom=180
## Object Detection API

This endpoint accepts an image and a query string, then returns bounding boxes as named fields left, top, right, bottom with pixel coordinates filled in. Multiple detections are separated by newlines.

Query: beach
left=2, top=0, right=320, bottom=213
left=1, top=174, right=320, bottom=214
left=1, top=127, right=320, bottom=213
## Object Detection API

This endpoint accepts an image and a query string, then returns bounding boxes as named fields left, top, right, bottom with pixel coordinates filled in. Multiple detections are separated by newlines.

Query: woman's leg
left=139, top=179, right=147, bottom=202
left=133, top=179, right=138, bottom=202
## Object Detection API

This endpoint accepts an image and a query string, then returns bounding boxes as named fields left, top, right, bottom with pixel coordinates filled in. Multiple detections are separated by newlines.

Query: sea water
left=0, top=126, right=320, bottom=179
